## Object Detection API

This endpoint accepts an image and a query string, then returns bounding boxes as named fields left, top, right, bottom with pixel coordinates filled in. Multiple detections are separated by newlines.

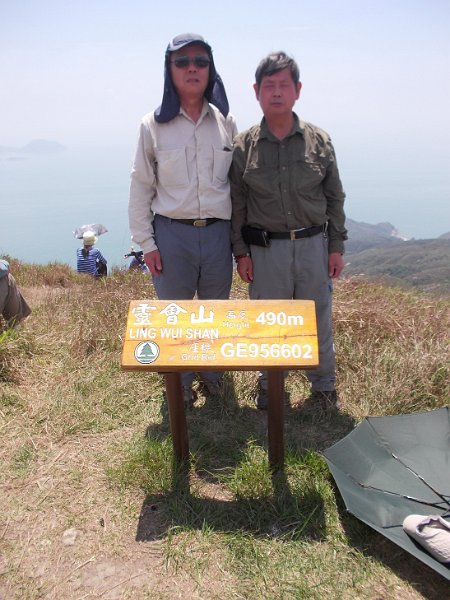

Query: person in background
left=0, top=259, right=32, bottom=328
left=124, top=247, right=149, bottom=273
left=128, top=33, right=238, bottom=408
left=230, top=51, right=347, bottom=412
left=76, top=231, right=108, bottom=277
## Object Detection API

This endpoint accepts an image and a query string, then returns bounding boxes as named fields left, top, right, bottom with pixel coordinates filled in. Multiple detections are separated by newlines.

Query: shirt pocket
left=213, top=147, right=233, bottom=185
left=295, top=160, right=325, bottom=192
left=244, top=164, right=278, bottom=197
left=155, top=148, right=189, bottom=188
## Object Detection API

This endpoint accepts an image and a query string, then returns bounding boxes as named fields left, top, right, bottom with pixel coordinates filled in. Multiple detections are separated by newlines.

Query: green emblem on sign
left=134, top=341, right=160, bottom=364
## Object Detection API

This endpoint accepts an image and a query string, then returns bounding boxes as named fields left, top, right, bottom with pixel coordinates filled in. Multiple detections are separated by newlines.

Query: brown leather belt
left=168, top=217, right=222, bottom=227
left=268, top=224, right=325, bottom=240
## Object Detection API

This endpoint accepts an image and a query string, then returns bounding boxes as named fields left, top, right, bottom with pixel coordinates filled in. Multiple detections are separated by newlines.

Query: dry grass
left=0, top=265, right=449, bottom=599
left=333, top=277, right=449, bottom=418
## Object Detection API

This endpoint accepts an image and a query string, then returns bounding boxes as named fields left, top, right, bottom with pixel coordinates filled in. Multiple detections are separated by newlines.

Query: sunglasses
left=170, top=55, right=210, bottom=69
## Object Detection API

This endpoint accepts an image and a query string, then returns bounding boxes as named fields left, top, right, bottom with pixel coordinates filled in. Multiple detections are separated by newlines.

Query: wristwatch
left=234, top=253, right=250, bottom=263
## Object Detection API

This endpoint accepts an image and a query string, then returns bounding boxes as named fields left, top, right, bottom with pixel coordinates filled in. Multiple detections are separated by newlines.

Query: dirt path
left=0, top=430, right=212, bottom=599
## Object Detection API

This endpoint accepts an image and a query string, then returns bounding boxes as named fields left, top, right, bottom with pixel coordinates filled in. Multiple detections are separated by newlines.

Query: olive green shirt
left=230, top=113, right=347, bottom=255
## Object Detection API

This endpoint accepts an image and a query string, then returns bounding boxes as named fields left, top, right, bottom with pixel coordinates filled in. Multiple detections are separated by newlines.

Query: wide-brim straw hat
left=82, top=231, right=97, bottom=246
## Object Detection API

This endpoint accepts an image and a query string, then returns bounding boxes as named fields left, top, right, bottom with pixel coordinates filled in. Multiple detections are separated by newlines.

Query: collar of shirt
left=257, top=112, right=305, bottom=143
left=179, top=99, right=211, bottom=124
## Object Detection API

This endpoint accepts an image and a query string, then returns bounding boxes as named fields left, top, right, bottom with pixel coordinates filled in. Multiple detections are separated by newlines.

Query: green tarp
left=323, top=407, right=450, bottom=581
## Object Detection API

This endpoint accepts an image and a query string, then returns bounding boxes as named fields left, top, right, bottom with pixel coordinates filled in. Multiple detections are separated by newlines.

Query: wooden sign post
left=121, top=299, right=318, bottom=470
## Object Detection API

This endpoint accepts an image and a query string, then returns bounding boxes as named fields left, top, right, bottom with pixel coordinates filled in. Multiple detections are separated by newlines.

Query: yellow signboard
left=121, top=299, right=318, bottom=371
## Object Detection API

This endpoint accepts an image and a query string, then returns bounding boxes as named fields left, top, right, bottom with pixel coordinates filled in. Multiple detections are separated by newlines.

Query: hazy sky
left=1, top=0, right=450, bottom=239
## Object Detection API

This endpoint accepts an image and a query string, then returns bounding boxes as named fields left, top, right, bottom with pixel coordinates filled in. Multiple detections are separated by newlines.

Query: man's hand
left=144, top=250, right=162, bottom=276
left=328, top=252, right=344, bottom=279
left=236, top=256, right=253, bottom=283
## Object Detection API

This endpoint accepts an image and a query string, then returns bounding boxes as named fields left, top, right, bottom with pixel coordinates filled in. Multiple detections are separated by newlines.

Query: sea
left=1, top=144, right=449, bottom=269
left=0, top=145, right=136, bottom=269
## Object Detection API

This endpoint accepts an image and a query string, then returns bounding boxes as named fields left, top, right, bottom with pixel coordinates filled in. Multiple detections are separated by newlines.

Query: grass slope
left=0, top=264, right=449, bottom=599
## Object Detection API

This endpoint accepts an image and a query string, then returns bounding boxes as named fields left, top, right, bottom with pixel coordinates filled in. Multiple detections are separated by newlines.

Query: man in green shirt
left=230, top=51, right=347, bottom=411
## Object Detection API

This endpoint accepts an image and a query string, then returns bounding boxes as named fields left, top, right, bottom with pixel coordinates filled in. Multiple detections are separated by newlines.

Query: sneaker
left=403, top=514, right=450, bottom=563
left=309, top=390, right=341, bottom=412
left=182, top=386, right=196, bottom=410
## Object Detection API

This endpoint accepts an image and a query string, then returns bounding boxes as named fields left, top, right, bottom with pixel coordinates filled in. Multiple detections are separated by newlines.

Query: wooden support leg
left=267, top=369, right=285, bottom=470
left=164, top=372, right=189, bottom=466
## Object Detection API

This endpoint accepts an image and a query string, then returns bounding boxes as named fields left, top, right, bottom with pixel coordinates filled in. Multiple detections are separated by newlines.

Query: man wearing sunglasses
left=230, top=52, right=347, bottom=413
left=129, top=33, right=238, bottom=409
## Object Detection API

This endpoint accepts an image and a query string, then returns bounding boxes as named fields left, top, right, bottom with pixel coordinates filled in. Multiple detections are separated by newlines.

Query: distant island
left=0, top=139, right=66, bottom=158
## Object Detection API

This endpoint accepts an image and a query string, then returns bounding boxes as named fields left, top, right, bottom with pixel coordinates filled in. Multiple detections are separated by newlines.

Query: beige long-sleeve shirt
left=129, top=100, right=238, bottom=254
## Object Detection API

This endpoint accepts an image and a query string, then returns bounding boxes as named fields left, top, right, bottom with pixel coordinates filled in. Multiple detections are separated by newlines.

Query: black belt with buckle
left=167, top=217, right=221, bottom=227
left=268, top=224, right=325, bottom=240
